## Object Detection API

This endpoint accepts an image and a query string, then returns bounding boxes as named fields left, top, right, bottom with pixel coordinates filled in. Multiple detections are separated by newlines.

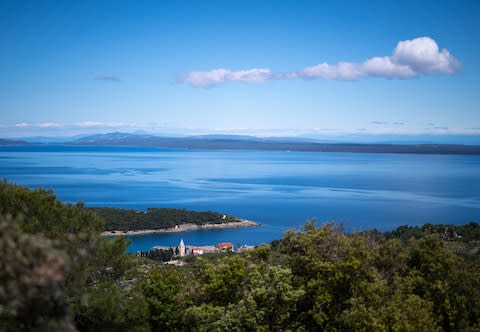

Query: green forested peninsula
left=91, top=207, right=237, bottom=232
left=1, top=181, right=479, bottom=331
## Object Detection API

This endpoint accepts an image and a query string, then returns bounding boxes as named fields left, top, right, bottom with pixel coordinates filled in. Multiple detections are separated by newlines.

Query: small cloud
left=180, top=36, right=460, bottom=88
left=75, top=121, right=104, bottom=127
left=433, top=126, right=449, bottom=130
left=371, top=121, right=388, bottom=125
left=95, top=75, right=121, bottom=82
left=15, top=122, right=29, bottom=128
left=74, top=121, right=137, bottom=128
left=392, top=122, right=404, bottom=125
left=38, top=122, right=62, bottom=128
left=178, top=68, right=271, bottom=88
left=300, top=62, right=364, bottom=80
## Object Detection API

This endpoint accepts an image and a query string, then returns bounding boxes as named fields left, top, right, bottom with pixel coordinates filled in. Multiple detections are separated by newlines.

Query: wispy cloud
left=74, top=121, right=135, bottom=128
left=178, top=68, right=272, bottom=87
left=10, top=121, right=136, bottom=130
left=38, top=122, right=62, bottom=128
left=95, top=75, right=122, bottom=82
left=372, top=121, right=405, bottom=126
left=179, top=37, right=460, bottom=88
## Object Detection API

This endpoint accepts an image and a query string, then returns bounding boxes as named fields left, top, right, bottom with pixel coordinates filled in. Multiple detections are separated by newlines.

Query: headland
left=101, top=218, right=259, bottom=236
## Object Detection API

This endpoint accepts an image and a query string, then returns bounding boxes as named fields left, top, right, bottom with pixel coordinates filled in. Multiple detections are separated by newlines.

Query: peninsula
left=102, top=218, right=258, bottom=236
left=91, top=207, right=259, bottom=235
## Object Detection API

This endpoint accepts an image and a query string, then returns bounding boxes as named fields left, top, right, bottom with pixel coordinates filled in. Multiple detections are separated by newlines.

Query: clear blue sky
left=1, top=0, right=479, bottom=139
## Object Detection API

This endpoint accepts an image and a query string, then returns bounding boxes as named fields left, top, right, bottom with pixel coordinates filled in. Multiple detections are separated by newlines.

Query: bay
left=1, top=145, right=479, bottom=252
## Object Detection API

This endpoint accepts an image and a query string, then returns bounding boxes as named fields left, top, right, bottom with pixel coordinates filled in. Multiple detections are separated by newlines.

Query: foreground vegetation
left=1, top=181, right=479, bottom=331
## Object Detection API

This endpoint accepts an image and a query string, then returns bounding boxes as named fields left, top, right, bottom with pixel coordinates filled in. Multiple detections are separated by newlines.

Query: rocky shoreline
left=101, top=218, right=259, bottom=236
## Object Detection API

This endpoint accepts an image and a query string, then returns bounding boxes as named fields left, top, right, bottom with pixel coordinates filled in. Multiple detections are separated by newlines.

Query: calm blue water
left=1, top=145, right=479, bottom=252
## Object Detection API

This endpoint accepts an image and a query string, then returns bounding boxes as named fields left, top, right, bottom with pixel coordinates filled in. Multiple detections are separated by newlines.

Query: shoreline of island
left=101, top=218, right=259, bottom=236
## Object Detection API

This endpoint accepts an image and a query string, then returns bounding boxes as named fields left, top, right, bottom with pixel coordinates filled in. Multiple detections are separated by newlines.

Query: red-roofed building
left=215, top=242, right=233, bottom=252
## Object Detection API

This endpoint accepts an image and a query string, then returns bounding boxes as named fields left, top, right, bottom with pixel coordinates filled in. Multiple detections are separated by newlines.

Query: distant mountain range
left=64, top=132, right=480, bottom=154
left=0, top=138, right=27, bottom=145
left=1, top=132, right=480, bottom=154
left=70, top=132, right=298, bottom=144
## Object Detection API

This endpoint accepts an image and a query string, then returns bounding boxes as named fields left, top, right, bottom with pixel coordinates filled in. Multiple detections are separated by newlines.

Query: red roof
left=216, top=242, right=233, bottom=249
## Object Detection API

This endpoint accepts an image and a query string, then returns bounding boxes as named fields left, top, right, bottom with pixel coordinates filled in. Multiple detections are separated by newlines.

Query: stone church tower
left=179, top=238, right=186, bottom=257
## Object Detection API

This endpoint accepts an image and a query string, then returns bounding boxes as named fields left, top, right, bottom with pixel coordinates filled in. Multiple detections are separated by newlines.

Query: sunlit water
left=1, top=145, right=479, bottom=252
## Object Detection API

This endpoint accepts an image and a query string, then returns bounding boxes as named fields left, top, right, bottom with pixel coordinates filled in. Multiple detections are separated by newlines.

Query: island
left=92, top=207, right=259, bottom=236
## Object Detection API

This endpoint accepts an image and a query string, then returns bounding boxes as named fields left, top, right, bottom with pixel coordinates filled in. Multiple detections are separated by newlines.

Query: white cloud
left=300, top=62, right=363, bottom=80
left=180, top=37, right=460, bottom=87
left=75, top=121, right=105, bottom=127
left=361, top=56, right=416, bottom=78
left=392, top=37, right=460, bottom=74
left=228, top=68, right=272, bottom=83
left=179, top=68, right=272, bottom=88
left=73, top=121, right=137, bottom=128
left=5, top=121, right=139, bottom=133
left=38, top=122, right=62, bottom=128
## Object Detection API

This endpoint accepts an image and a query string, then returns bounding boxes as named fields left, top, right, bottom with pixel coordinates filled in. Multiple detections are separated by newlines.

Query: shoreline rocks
left=101, top=218, right=259, bottom=236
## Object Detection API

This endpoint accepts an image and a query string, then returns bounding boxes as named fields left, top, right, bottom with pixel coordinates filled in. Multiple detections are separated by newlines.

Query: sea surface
left=1, top=145, right=479, bottom=252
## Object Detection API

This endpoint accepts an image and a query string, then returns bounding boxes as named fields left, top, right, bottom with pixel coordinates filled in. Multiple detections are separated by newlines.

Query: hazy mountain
left=0, top=138, right=27, bottom=145
left=12, top=134, right=90, bottom=143
left=73, top=132, right=156, bottom=143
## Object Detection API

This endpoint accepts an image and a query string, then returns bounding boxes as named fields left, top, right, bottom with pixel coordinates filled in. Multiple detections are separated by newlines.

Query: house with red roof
left=215, top=242, right=233, bottom=252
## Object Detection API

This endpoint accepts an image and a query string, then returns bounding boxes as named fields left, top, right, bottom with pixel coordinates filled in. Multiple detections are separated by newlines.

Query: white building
left=179, top=238, right=186, bottom=257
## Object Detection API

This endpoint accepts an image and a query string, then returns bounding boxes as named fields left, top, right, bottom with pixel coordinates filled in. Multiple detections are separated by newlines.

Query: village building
left=191, top=247, right=204, bottom=255
left=237, top=244, right=255, bottom=252
left=154, top=239, right=246, bottom=260
left=215, top=242, right=233, bottom=252
left=179, top=238, right=186, bottom=257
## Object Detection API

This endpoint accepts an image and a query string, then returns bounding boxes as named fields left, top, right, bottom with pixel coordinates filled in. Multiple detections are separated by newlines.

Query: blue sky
left=1, top=0, right=479, bottom=140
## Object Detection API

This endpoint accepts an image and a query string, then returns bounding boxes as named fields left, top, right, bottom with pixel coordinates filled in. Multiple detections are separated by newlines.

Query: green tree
left=245, top=264, right=305, bottom=330
left=141, top=266, right=187, bottom=331
left=74, top=282, right=149, bottom=332
left=0, top=216, right=74, bottom=331
left=0, top=181, right=140, bottom=331
left=193, top=255, right=248, bottom=306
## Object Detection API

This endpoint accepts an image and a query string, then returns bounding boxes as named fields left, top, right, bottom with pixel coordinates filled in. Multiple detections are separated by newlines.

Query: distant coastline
left=2, top=132, right=480, bottom=155
left=101, top=219, right=259, bottom=236
left=68, top=135, right=480, bottom=155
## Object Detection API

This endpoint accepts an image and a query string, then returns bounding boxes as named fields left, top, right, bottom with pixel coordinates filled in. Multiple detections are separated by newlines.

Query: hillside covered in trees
left=92, top=207, right=237, bottom=232
left=1, top=181, right=479, bottom=331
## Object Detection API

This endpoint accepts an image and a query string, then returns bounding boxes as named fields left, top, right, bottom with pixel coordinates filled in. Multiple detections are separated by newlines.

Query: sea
left=1, top=145, right=479, bottom=252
